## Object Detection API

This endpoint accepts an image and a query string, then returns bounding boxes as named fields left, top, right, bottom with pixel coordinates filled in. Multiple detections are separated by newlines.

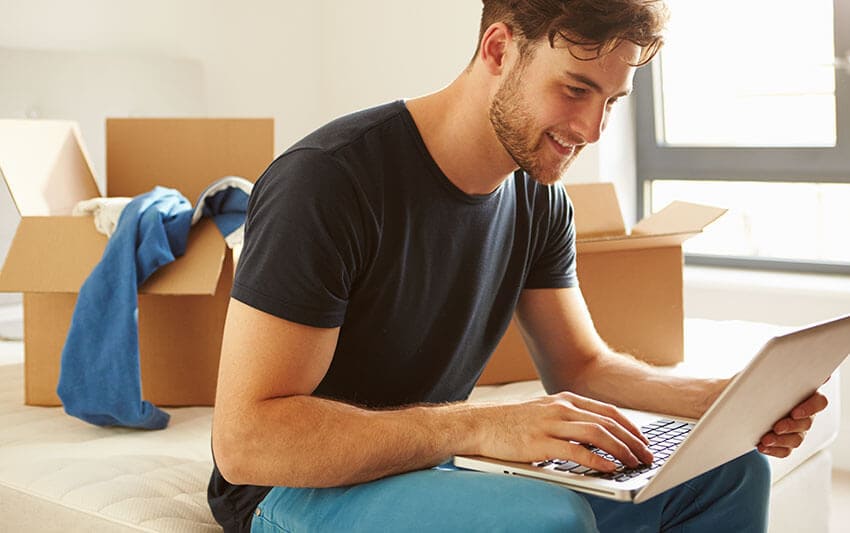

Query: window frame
left=635, top=0, right=850, bottom=273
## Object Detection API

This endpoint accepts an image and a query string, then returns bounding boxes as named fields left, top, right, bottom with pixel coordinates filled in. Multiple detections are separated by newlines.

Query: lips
left=546, top=131, right=577, bottom=157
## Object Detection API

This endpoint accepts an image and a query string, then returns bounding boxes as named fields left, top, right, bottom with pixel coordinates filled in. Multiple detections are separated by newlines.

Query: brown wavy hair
left=473, top=0, right=670, bottom=66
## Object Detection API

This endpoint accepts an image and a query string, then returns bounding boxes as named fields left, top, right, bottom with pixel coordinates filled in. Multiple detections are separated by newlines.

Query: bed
left=0, top=319, right=840, bottom=532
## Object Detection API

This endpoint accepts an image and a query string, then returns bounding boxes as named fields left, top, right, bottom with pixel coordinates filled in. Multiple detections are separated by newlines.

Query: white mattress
left=0, top=319, right=841, bottom=532
left=0, top=361, right=220, bottom=532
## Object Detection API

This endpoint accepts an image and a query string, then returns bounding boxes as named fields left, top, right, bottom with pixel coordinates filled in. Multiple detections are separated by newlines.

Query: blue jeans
left=251, top=451, right=770, bottom=532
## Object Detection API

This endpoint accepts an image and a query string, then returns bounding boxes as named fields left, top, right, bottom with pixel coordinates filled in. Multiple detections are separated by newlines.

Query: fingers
left=757, top=445, right=792, bottom=458
left=549, top=421, right=641, bottom=469
left=550, top=395, right=654, bottom=467
left=759, top=431, right=804, bottom=450
left=560, top=411, right=654, bottom=466
left=773, top=416, right=813, bottom=435
left=756, top=392, right=826, bottom=459
left=757, top=416, right=813, bottom=458
left=790, top=392, right=828, bottom=419
left=560, top=392, right=649, bottom=445
left=556, top=440, right=625, bottom=473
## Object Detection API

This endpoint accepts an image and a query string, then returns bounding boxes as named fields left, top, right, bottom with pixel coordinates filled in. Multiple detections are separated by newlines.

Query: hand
left=757, top=391, right=828, bottom=458
left=474, top=391, right=655, bottom=472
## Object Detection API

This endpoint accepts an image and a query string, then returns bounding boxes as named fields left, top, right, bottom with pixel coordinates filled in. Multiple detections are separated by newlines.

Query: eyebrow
left=563, top=71, right=632, bottom=98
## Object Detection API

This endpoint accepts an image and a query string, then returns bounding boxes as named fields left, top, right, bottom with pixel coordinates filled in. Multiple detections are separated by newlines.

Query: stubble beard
left=488, top=62, right=578, bottom=186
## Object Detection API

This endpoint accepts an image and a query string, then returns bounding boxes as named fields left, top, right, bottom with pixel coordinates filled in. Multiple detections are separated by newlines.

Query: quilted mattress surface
left=0, top=319, right=841, bottom=531
left=0, top=360, right=221, bottom=532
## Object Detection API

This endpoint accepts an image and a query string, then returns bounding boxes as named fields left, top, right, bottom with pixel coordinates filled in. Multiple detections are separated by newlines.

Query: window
left=636, top=0, right=850, bottom=272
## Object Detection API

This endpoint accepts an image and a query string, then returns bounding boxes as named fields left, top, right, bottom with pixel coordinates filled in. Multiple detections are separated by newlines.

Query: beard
left=489, top=60, right=582, bottom=186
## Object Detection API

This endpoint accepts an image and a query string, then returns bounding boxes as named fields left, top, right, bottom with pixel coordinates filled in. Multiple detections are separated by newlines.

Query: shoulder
left=289, top=100, right=410, bottom=156
left=255, top=101, right=412, bottom=200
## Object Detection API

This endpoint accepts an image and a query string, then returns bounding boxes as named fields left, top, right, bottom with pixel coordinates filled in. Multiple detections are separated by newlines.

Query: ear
left=478, top=23, right=514, bottom=76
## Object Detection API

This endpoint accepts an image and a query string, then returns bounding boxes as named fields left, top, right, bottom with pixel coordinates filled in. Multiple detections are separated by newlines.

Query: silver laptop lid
left=636, top=314, right=850, bottom=503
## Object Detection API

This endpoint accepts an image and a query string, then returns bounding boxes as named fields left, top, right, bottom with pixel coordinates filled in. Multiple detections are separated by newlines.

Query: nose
left=570, top=101, right=606, bottom=145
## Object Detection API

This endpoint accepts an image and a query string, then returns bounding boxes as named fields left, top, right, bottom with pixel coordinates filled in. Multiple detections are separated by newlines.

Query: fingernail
left=792, top=408, right=805, bottom=419
left=764, top=437, right=776, bottom=446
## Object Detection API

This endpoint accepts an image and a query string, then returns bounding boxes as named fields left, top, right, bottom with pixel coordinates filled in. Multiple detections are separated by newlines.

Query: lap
left=251, top=452, right=770, bottom=533
left=252, top=464, right=597, bottom=533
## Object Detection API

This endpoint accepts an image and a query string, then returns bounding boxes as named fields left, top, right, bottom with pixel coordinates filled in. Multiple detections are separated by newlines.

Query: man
left=209, top=1, right=827, bottom=531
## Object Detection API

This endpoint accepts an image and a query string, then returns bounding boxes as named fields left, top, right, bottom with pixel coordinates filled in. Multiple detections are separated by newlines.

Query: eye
left=565, top=85, right=589, bottom=98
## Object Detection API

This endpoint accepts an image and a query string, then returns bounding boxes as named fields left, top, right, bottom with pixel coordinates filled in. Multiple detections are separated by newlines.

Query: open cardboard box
left=0, top=118, right=273, bottom=406
left=479, top=182, right=726, bottom=385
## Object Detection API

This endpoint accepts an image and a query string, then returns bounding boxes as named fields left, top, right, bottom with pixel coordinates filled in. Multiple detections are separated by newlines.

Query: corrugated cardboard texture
left=106, top=118, right=274, bottom=201
left=632, top=201, right=727, bottom=236
left=3, top=117, right=275, bottom=408
left=21, top=252, right=233, bottom=407
left=138, top=252, right=233, bottom=406
left=140, top=219, right=225, bottom=296
left=0, top=217, right=225, bottom=296
left=577, top=232, right=693, bottom=253
left=0, top=217, right=105, bottom=293
left=579, top=246, right=684, bottom=365
left=479, top=246, right=686, bottom=385
left=23, top=293, right=72, bottom=405
left=477, top=183, right=726, bottom=386
left=564, top=182, right=626, bottom=238
left=0, top=120, right=99, bottom=216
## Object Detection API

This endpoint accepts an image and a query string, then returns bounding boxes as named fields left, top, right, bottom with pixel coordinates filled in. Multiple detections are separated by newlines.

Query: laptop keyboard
left=533, top=419, right=694, bottom=482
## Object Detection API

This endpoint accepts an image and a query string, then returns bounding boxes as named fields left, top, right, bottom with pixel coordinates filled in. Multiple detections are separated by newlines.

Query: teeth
left=548, top=131, right=572, bottom=149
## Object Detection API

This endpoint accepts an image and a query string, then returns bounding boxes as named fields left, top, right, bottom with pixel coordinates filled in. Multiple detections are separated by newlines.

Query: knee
left=724, top=450, right=772, bottom=503
left=735, top=450, right=771, bottom=489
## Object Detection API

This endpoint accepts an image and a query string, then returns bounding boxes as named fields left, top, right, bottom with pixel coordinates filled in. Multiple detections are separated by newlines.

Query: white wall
left=0, top=0, right=325, bottom=156
left=318, top=0, right=481, bottom=123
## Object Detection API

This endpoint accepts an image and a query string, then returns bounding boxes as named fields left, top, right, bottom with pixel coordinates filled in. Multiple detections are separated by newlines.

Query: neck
left=405, top=72, right=517, bottom=196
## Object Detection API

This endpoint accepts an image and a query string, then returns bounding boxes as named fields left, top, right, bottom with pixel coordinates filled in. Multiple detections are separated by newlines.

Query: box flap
left=0, top=217, right=225, bottom=295
left=106, top=118, right=274, bottom=202
left=632, top=201, right=727, bottom=236
left=564, top=182, right=627, bottom=239
left=0, top=120, right=100, bottom=216
left=140, top=219, right=225, bottom=296
left=0, top=217, right=105, bottom=292
left=576, top=233, right=695, bottom=254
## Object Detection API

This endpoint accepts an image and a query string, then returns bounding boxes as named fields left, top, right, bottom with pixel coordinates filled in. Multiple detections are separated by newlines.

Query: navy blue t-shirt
left=208, top=101, right=578, bottom=532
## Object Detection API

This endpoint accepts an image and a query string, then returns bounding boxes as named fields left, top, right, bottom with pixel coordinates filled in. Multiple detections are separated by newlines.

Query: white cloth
left=191, top=176, right=254, bottom=249
left=72, top=197, right=133, bottom=237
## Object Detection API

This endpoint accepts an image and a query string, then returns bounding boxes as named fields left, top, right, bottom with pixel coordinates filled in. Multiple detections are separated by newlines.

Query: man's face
left=489, top=39, right=640, bottom=185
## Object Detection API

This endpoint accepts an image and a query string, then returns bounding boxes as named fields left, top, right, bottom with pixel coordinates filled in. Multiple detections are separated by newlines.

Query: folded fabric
left=72, top=197, right=133, bottom=238
left=57, top=187, right=192, bottom=429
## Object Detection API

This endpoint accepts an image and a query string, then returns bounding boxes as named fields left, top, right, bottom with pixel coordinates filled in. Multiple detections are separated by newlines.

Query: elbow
left=212, top=421, right=253, bottom=485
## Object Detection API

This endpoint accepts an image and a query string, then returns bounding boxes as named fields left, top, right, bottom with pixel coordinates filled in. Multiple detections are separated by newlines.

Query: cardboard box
left=478, top=182, right=726, bottom=385
left=0, top=118, right=273, bottom=406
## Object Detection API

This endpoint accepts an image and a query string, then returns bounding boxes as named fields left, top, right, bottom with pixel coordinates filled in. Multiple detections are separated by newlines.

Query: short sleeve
left=231, top=149, right=373, bottom=327
left=523, top=183, right=578, bottom=289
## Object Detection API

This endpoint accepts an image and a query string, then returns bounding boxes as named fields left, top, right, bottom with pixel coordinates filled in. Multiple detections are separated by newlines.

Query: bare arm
left=515, top=287, right=724, bottom=419
left=514, top=286, right=828, bottom=458
left=212, top=298, right=653, bottom=488
left=212, top=298, right=482, bottom=487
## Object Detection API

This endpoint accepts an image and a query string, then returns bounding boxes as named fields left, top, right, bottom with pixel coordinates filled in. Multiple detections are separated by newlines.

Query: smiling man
left=208, top=1, right=827, bottom=532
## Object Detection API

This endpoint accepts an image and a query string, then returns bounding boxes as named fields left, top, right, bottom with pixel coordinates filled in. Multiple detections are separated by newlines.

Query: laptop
left=454, top=314, right=850, bottom=503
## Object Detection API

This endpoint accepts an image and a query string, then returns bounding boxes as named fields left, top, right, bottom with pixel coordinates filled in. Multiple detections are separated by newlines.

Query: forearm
left=560, top=350, right=727, bottom=420
left=213, top=394, right=482, bottom=488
